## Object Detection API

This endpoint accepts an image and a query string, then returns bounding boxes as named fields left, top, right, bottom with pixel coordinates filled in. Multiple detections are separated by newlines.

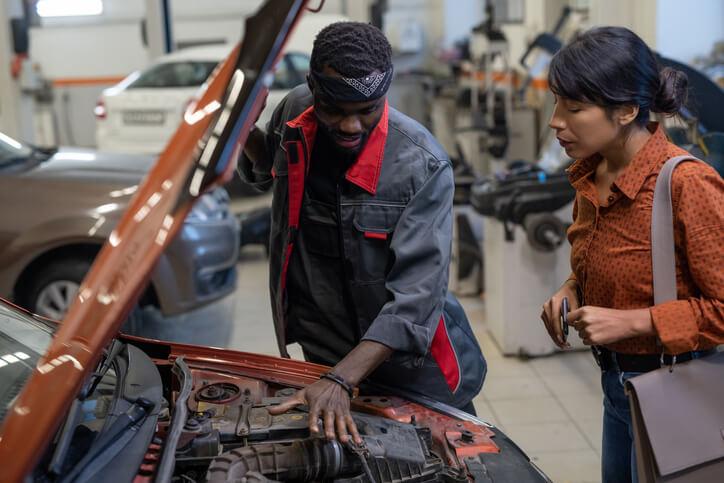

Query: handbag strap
left=651, top=155, right=702, bottom=304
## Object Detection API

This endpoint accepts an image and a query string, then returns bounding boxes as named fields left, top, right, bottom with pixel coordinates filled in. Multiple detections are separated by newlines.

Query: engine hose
left=205, top=438, right=359, bottom=482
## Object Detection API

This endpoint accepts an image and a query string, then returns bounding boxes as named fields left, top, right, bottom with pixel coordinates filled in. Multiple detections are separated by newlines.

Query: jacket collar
left=567, top=122, right=668, bottom=200
left=286, top=101, right=389, bottom=195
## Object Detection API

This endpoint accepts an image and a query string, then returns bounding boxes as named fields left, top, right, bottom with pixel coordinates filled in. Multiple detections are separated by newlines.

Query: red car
left=0, top=2, right=550, bottom=481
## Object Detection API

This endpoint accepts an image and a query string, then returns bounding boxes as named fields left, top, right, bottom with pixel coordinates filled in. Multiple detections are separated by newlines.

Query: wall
left=0, top=0, right=31, bottom=139
left=442, top=0, right=485, bottom=49
left=587, top=0, right=657, bottom=46
left=656, top=0, right=723, bottom=63
left=383, top=0, right=443, bottom=72
left=581, top=0, right=723, bottom=63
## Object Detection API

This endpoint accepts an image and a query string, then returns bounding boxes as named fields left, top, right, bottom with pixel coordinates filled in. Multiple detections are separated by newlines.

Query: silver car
left=0, top=132, right=239, bottom=343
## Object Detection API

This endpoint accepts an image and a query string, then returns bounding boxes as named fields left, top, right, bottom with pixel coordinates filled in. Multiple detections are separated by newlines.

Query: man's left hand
left=267, top=379, right=362, bottom=444
left=568, top=306, right=655, bottom=345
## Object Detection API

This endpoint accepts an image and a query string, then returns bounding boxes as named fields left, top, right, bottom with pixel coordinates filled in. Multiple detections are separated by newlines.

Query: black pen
left=560, top=296, right=570, bottom=343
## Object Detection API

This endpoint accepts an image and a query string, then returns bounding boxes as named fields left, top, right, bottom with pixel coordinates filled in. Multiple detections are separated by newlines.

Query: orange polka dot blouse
left=566, top=123, right=724, bottom=355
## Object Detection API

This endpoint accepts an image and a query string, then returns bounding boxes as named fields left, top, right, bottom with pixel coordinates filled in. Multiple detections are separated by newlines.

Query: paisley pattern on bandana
left=309, top=68, right=394, bottom=102
left=342, top=72, right=387, bottom=98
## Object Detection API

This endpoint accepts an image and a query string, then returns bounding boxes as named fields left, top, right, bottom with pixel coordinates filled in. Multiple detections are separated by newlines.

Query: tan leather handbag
left=624, top=156, right=724, bottom=483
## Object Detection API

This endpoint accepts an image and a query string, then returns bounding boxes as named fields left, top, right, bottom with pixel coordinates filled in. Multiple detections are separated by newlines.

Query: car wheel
left=21, top=258, right=91, bottom=320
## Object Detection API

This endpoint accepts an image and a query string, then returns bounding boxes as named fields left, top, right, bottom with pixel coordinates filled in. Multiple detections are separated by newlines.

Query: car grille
left=122, top=110, right=166, bottom=125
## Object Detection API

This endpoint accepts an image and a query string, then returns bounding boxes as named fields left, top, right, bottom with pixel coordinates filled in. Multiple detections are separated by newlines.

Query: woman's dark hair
left=310, top=21, right=392, bottom=78
left=548, top=26, right=688, bottom=125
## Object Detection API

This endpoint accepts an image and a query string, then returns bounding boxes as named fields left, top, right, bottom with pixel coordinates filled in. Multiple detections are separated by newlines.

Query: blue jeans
left=600, top=350, right=713, bottom=483
left=601, top=368, right=641, bottom=483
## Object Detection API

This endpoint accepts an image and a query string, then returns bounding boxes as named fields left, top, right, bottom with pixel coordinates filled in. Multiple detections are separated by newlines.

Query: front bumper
left=151, top=214, right=239, bottom=316
left=95, top=126, right=167, bottom=155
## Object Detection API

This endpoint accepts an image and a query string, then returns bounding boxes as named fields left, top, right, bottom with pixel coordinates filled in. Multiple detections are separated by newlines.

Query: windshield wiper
left=47, top=339, right=125, bottom=476
left=59, top=396, right=155, bottom=483
left=79, top=339, right=124, bottom=400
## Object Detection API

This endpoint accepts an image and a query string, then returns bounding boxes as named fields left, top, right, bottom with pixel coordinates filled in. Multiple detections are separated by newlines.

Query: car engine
left=150, top=369, right=488, bottom=482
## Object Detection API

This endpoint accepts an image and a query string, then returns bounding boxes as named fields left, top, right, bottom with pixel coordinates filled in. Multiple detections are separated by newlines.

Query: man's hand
left=568, top=306, right=655, bottom=345
left=267, top=378, right=362, bottom=444
left=268, top=340, right=393, bottom=444
left=541, top=279, right=580, bottom=348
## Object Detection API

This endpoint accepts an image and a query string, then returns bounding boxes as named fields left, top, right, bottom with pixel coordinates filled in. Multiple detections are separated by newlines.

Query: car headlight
left=186, top=188, right=230, bottom=223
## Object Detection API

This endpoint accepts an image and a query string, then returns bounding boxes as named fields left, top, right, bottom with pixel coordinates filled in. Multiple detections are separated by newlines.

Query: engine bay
left=132, top=360, right=547, bottom=483
left=166, top=369, right=464, bottom=482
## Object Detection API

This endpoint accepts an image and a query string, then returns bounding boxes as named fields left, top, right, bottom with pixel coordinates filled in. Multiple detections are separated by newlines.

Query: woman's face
left=548, top=95, right=621, bottom=160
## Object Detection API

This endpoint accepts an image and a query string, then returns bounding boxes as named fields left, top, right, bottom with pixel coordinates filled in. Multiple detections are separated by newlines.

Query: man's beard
left=317, top=122, right=369, bottom=160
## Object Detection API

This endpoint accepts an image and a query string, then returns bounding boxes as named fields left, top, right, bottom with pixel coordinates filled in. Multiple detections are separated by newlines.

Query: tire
left=19, top=257, right=149, bottom=331
left=19, top=257, right=92, bottom=320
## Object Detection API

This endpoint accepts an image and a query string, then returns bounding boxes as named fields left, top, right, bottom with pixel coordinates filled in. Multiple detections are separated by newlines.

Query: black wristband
left=320, top=372, right=355, bottom=398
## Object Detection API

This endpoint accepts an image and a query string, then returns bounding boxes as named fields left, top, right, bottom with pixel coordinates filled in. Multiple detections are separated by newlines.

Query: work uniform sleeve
left=236, top=98, right=287, bottom=191
left=361, top=161, right=454, bottom=355
left=650, top=162, right=724, bottom=353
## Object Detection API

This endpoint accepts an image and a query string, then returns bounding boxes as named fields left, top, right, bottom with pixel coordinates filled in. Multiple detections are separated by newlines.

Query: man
left=239, top=22, right=485, bottom=444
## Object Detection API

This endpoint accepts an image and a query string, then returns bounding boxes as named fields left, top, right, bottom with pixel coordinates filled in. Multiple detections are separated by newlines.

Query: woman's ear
left=616, top=104, right=640, bottom=126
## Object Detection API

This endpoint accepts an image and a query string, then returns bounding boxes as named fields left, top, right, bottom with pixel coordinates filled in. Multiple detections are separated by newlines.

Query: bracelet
left=320, top=372, right=355, bottom=398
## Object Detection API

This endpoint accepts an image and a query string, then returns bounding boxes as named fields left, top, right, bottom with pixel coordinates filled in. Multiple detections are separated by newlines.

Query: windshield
left=0, top=132, right=32, bottom=168
left=0, top=302, right=54, bottom=421
left=127, top=61, right=219, bottom=89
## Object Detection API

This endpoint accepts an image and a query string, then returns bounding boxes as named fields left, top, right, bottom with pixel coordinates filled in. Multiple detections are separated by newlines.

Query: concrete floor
left=228, top=245, right=604, bottom=483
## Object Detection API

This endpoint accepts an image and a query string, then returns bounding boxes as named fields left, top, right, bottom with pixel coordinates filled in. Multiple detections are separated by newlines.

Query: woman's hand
left=541, top=279, right=580, bottom=348
left=568, top=306, right=654, bottom=345
left=267, top=378, right=362, bottom=445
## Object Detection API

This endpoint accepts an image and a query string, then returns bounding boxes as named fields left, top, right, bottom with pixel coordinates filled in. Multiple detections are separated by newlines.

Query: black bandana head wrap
left=309, top=67, right=394, bottom=103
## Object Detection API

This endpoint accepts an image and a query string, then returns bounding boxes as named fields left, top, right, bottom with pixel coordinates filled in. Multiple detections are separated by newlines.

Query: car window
left=271, top=53, right=310, bottom=90
left=287, top=52, right=310, bottom=78
left=0, top=303, right=54, bottom=421
left=127, top=61, right=219, bottom=89
left=0, top=132, right=32, bottom=168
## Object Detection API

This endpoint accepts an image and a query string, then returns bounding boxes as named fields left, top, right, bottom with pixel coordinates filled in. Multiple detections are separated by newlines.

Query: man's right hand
left=541, top=279, right=580, bottom=348
left=267, top=379, right=362, bottom=445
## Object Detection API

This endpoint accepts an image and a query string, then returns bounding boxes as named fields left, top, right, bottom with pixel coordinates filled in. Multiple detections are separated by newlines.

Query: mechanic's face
left=548, top=95, right=624, bottom=160
left=312, top=66, right=386, bottom=156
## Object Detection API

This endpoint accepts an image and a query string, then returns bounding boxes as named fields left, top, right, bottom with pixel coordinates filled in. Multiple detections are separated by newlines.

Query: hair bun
left=653, top=67, right=688, bottom=114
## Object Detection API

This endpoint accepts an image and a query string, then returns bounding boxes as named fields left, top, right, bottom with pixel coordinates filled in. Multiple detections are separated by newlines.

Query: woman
left=540, top=27, right=724, bottom=482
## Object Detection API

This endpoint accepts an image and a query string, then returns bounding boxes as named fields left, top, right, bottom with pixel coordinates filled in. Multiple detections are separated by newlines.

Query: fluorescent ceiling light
left=36, top=0, right=103, bottom=18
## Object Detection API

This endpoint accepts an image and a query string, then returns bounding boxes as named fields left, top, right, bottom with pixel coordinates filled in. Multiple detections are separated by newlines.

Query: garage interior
left=0, top=1, right=722, bottom=482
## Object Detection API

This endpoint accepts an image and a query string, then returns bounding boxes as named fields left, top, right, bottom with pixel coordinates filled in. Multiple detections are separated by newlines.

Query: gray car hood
left=24, top=147, right=156, bottom=183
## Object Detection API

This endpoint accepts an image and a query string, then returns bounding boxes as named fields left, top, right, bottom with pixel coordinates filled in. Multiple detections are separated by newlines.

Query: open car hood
left=0, top=1, right=311, bottom=478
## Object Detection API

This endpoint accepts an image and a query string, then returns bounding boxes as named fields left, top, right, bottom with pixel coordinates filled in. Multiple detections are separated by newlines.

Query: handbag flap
left=625, top=351, right=724, bottom=476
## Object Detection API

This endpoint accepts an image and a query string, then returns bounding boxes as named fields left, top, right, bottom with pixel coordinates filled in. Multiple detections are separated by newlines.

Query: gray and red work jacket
left=238, top=85, right=485, bottom=407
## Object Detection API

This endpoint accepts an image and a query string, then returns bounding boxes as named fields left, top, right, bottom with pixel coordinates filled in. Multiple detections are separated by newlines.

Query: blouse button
left=607, top=195, right=615, bottom=203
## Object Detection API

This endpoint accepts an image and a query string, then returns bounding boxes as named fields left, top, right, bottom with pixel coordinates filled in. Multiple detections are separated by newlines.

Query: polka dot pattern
left=567, top=124, right=724, bottom=354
